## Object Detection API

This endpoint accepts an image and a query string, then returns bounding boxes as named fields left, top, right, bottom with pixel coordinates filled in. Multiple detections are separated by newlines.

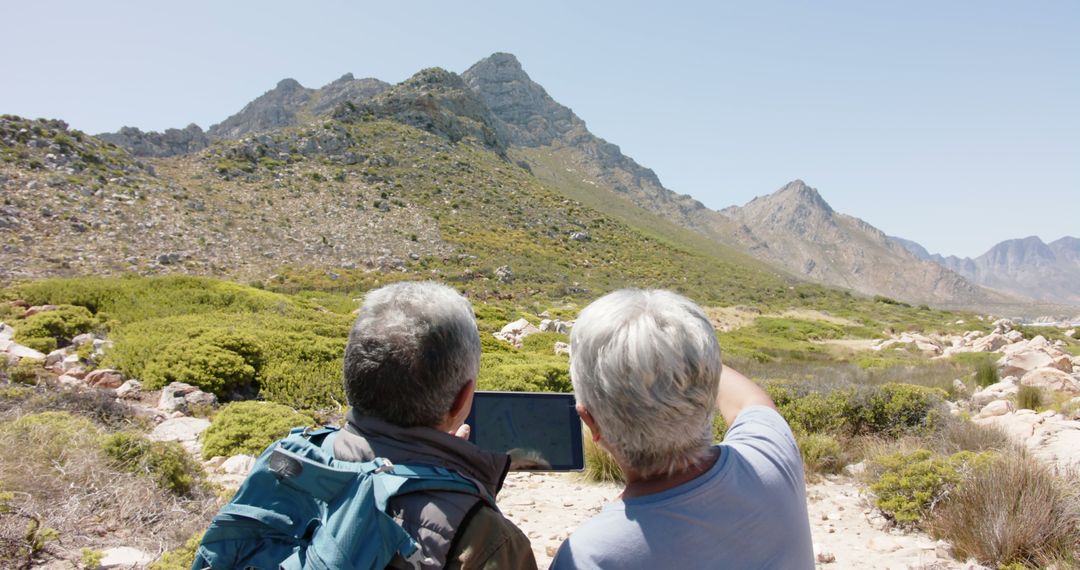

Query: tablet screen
left=466, top=391, right=584, bottom=471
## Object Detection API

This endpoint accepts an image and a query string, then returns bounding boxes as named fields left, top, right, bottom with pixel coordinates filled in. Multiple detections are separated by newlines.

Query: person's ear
left=446, top=380, right=476, bottom=427
left=576, top=403, right=601, bottom=442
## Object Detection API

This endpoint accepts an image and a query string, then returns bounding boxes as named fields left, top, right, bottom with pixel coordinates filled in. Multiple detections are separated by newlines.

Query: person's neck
left=620, top=447, right=721, bottom=500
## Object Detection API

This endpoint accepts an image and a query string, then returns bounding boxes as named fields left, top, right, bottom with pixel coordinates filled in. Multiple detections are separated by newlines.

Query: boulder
left=952, top=378, right=969, bottom=396
left=970, top=333, right=1008, bottom=352
left=5, top=343, right=45, bottom=360
left=554, top=320, right=572, bottom=334
left=998, top=349, right=1054, bottom=378
left=1020, top=368, right=1080, bottom=394
left=1004, top=330, right=1025, bottom=343
left=45, top=348, right=66, bottom=367
left=149, top=416, right=210, bottom=445
left=221, top=454, right=256, bottom=475
left=494, top=265, right=514, bottom=284
left=115, top=379, right=143, bottom=399
left=100, top=546, right=153, bottom=569
left=57, top=374, right=83, bottom=389
left=84, top=368, right=125, bottom=389
left=493, top=318, right=541, bottom=347
left=553, top=341, right=570, bottom=356
left=539, top=319, right=555, bottom=332
left=70, top=332, right=96, bottom=347
left=978, top=399, right=1015, bottom=418
left=0, top=322, right=13, bottom=340
left=971, top=377, right=1018, bottom=406
left=185, top=389, right=218, bottom=407
left=22, top=304, right=58, bottom=318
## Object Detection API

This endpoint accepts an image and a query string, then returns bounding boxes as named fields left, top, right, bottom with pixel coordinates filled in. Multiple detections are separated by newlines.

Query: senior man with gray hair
left=552, top=289, right=814, bottom=569
left=333, top=281, right=537, bottom=570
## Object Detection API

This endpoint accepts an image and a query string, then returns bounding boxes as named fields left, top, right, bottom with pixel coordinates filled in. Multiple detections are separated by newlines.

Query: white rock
left=978, top=399, right=1015, bottom=418
left=997, top=348, right=1055, bottom=377
left=971, top=333, right=1008, bottom=352
left=70, top=332, right=96, bottom=347
left=57, top=374, right=83, bottom=388
left=221, top=454, right=256, bottom=475
left=149, top=417, right=210, bottom=444
left=971, top=377, right=1018, bottom=406
left=0, top=322, right=13, bottom=340
left=553, top=341, right=570, bottom=356
left=1020, top=368, right=1080, bottom=394
left=5, top=343, right=45, bottom=360
left=45, top=348, right=66, bottom=367
left=539, top=319, right=555, bottom=332
left=115, top=379, right=143, bottom=399
left=100, top=546, right=153, bottom=569
left=1004, top=330, right=1025, bottom=343
left=84, top=368, right=125, bottom=389
left=952, top=378, right=969, bottom=396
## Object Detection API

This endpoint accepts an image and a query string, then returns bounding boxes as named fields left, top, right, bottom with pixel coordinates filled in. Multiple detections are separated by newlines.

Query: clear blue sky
left=2, top=0, right=1076, bottom=258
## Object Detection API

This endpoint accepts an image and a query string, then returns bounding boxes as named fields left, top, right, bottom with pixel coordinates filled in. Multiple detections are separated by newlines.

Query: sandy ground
left=499, top=472, right=968, bottom=569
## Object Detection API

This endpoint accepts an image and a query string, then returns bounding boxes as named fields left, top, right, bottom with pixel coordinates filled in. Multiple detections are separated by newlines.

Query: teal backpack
left=192, top=426, right=494, bottom=570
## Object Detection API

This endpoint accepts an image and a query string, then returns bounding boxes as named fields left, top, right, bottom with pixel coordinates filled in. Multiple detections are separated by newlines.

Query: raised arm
left=717, top=365, right=776, bottom=426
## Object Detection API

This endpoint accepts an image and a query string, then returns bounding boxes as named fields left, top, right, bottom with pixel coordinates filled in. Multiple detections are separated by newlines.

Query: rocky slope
left=894, top=235, right=1080, bottom=306
left=34, top=53, right=1019, bottom=308
left=719, top=180, right=1014, bottom=306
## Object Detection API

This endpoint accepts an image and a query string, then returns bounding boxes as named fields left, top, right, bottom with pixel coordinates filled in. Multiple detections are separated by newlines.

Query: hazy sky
left=2, top=1, right=1076, bottom=258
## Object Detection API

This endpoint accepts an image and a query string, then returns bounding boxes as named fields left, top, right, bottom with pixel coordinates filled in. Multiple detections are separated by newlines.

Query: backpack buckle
left=373, top=458, right=395, bottom=474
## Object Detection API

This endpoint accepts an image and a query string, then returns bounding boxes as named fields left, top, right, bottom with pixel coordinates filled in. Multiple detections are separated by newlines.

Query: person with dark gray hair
left=552, top=289, right=814, bottom=569
left=334, top=281, right=537, bottom=569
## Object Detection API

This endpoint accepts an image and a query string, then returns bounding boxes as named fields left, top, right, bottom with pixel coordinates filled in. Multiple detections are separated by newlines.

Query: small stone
left=84, top=368, right=124, bottom=389
left=115, top=379, right=143, bottom=399
left=816, top=552, right=836, bottom=563
left=221, top=454, right=256, bottom=475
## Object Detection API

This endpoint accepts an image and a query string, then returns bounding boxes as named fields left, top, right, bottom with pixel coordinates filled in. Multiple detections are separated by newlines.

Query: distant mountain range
left=892, top=235, right=1080, bottom=306
left=5, top=52, right=1073, bottom=310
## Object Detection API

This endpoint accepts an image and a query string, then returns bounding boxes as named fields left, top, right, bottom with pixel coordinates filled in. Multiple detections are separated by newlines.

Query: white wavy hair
left=571, top=289, right=721, bottom=477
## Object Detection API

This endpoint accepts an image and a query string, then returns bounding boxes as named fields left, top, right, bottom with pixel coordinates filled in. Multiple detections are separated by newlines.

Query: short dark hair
left=343, top=281, right=480, bottom=427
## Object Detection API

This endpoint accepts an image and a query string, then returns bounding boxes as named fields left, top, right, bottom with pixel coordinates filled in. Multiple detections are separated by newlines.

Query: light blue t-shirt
left=550, top=406, right=814, bottom=570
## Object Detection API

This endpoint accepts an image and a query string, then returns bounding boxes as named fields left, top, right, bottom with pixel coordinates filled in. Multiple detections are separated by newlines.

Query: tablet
left=466, top=391, right=584, bottom=471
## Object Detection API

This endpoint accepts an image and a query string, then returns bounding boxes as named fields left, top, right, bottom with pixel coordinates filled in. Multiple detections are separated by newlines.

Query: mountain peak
left=275, top=78, right=304, bottom=91
left=767, top=179, right=834, bottom=214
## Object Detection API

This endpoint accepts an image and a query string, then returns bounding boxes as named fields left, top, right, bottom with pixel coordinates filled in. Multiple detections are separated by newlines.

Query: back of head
left=343, top=281, right=480, bottom=428
left=570, top=289, right=721, bottom=477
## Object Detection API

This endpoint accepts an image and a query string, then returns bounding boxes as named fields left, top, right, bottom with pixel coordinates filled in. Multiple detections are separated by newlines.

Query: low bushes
left=930, top=452, right=1080, bottom=568
left=201, top=401, right=316, bottom=459
left=101, top=432, right=205, bottom=496
left=13, top=304, right=97, bottom=351
left=766, top=381, right=945, bottom=439
left=869, top=449, right=994, bottom=525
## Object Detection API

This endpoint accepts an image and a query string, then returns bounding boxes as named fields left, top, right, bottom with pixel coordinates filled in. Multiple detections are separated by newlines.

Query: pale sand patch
left=703, top=306, right=761, bottom=332
left=499, top=472, right=969, bottom=569
left=815, top=338, right=881, bottom=351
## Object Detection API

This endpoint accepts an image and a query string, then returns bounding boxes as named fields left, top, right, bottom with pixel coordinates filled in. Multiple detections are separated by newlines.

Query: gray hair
left=570, top=289, right=721, bottom=477
left=343, top=281, right=480, bottom=427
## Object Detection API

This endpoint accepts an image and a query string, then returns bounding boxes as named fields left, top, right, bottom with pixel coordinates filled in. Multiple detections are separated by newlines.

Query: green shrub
left=142, top=339, right=256, bottom=396
left=100, top=431, right=205, bottom=495
left=13, top=304, right=95, bottom=347
left=847, top=383, right=946, bottom=438
left=149, top=532, right=203, bottom=570
left=201, top=401, right=315, bottom=459
left=767, top=384, right=851, bottom=434
left=1016, top=385, right=1043, bottom=411
left=796, top=431, right=847, bottom=476
left=81, top=548, right=104, bottom=569
left=930, top=452, right=1080, bottom=568
left=870, top=449, right=993, bottom=526
left=975, top=358, right=999, bottom=388
left=9, top=358, right=46, bottom=385
left=2, top=411, right=99, bottom=461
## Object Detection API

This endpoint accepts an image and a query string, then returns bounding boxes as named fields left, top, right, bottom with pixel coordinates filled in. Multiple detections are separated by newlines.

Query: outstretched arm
left=717, top=365, right=776, bottom=426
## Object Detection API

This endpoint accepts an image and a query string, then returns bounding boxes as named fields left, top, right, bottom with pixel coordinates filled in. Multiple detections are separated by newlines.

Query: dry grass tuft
left=933, top=417, right=1016, bottom=455
left=0, top=408, right=216, bottom=567
left=580, top=428, right=624, bottom=484
left=930, top=451, right=1080, bottom=568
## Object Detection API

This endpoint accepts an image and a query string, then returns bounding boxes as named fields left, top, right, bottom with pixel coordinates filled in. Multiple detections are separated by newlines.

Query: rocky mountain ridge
left=57, top=53, right=1035, bottom=308
left=717, top=180, right=1012, bottom=306
left=893, top=235, right=1080, bottom=306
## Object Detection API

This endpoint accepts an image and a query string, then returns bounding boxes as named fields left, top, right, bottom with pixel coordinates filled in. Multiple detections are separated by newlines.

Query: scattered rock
left=5, top=343, right=45, bottom=361
left=84, top=368, right=125, bottom=389
left=553, top=341, right=570, bottom=356
left=0, top=322, right=13, bottom=340
left=494, top=265, right=514, bottom=284
left=951, top=378, right=968, bottom=396
left=158, top=381, right=214, bottom=412
left=221, top=454, right=256, bottom=475
left=115, top=379, right=143, bottom=399
left=978, top=399, right=1016, bottom=418
left=493, top=318, right=541, bottom=348
left=23, top=304, right=58, bottom=318
left=971, top=377, right=1018, bottom=406
left=149, top=416, right=210, bottom=454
